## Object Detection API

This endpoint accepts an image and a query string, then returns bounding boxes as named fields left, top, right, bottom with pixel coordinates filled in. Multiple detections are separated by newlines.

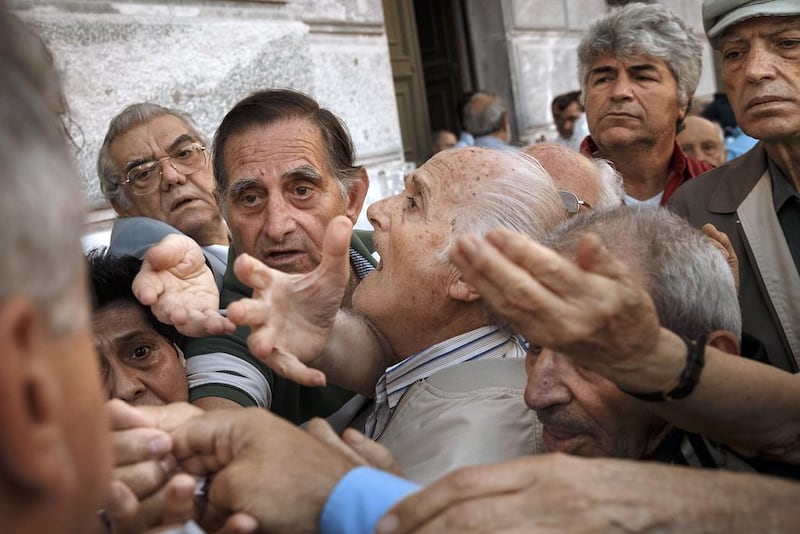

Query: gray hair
left=546, top=206, right=741, bottom=340
left=0, top=69, right=87, bottom=333
left=577, top=3, right=704, bottom=109
left=593, top=158, right=625, bottom=209
left=462, top=92, right=508, bottom=137
left=97, top=102, right=208, bottom=210
left=438, top=149, right=568, bottom=327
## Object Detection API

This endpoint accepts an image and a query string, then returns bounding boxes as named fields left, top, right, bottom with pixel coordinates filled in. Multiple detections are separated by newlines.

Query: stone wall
left=10, top=0, right=406, bottom=232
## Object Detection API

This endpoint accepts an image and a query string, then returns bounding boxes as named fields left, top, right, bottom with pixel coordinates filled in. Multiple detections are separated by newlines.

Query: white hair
left=592, top=158, right=625, bottom=209
left=0, top=69, right=87, bottom=333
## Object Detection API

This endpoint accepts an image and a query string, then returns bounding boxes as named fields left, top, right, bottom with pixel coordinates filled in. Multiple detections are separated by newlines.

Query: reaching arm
left=449, top=228, right=800, bottom=463
left=227, top=216, right=391, bottom=394
left=379, top=454, right=800, bottom=534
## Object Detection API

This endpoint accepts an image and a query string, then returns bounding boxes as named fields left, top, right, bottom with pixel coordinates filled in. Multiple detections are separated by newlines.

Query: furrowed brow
left=226, top=177, right=262, bottom=199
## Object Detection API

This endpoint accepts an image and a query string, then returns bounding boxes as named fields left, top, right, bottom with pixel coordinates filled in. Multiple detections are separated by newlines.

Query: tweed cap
left=703, top=0, right=799, bottom=39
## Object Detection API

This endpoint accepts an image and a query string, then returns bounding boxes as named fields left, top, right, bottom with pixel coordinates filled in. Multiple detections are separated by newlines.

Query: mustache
left=535, top=405, right=595, bottom=435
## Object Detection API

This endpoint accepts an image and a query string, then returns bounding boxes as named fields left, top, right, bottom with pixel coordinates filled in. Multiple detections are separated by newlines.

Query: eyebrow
left=226, top=176, right=263, bottom=199
left=588, top=65, right=616, bottom=77
left=123, top=133, right=198, bottom=173
left=283, top=164, right=324, bottom=185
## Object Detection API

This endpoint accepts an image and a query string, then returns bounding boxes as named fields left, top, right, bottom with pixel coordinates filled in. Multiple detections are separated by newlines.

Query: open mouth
left=171, top=197, right=197, bottom=211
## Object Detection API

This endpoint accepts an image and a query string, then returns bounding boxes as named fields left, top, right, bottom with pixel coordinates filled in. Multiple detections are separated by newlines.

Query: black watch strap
left=620, top=334, right=707, bottom=402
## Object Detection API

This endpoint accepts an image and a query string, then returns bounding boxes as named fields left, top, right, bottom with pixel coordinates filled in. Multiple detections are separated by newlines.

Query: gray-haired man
left=578, top=2, right=712, bottom=206
left=669, top=0, right=800, bottom=373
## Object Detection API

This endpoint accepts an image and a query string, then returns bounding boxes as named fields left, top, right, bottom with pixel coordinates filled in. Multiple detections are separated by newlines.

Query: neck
left=341, top=265, right=360, bottom=310
left=598, top=138, right=675, bottom=201
left=382, top=305, right=487, bottom=364
left=763, top=141, right=800, bottom=192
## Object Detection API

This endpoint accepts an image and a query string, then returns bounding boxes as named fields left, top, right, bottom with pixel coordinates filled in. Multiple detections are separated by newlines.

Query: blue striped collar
left=376, top=325, right=526, bottom=411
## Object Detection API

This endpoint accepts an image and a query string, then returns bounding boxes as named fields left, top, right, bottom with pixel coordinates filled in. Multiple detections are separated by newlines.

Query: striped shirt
left=365, top=325, right=526, bottom=439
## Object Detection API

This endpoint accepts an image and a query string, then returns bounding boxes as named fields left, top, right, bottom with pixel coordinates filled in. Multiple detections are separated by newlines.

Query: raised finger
left=233, top=253, right=276, bottom=291
left=160, top=473, right=198, bottom=526
left=113, top=456, right=176, bottom=499
left=305, top=418, right=367, bottom=466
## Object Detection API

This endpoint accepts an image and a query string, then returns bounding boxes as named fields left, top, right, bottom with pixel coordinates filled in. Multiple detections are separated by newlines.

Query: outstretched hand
left=226, top=216, right=354, bottom=387
left=449, top=228, right=661, bottom=375
left=133, top=234, right=235, bottom=337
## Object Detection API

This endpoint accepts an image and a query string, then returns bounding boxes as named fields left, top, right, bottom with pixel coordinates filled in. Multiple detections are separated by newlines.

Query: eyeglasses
left=559, top=190, right=593, bottom=214
left=123, top=142, right=208, bottom=196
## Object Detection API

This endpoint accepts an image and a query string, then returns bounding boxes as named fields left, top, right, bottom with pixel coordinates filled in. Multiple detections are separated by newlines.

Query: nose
left=366, top=196, right=391, bottom=231
left=744, top=45, right=776, bottom=83
left=109, top=365, right=147, bottom=405
left=609, top=73, right=634, bottom=101
left=524, top=348, right=572, bottom=412
left=159, top=158, right=188, bottom=189
left=262, top=194, right=299, bottom=242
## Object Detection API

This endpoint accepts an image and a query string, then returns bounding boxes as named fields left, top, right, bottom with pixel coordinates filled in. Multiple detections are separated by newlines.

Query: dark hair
left=213, top=89, right=361, bottom=197
left=551, top=90, right=582, bottom=116
left=87, top=250, right=183, bottom=347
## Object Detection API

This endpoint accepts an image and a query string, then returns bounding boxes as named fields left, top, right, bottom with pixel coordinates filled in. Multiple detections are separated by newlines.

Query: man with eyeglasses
left=97, top=103, right=229, bottom=287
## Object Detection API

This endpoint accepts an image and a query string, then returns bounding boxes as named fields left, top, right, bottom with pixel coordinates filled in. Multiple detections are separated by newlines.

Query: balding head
left=523, top=143, right=623, bottom=211
left=462, top=92, right=509, bottom=141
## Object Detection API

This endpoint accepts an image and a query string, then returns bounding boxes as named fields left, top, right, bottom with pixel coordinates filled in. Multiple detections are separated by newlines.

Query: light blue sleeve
left=320, top=467, right=420, bottom=534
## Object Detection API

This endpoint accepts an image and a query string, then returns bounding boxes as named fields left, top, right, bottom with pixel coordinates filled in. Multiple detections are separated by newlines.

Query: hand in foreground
left=105, top=401, right=256, bottom=533
left=170, top=408, right=355, bottom=534
left=702, top=223, right=740, bottom=293
left=378, top=453, right=798, bottom=533
left=226, top=216, right=353, bottom=387
left=133, top=233, right=235, bottom=337
left=305, top=418, right=405, bottom=477
left=449, top=229, right=661, bottom=376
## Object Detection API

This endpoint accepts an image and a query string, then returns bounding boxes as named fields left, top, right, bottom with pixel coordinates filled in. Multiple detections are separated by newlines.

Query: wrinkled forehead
left=415, top=148, right=518, bottom=194
left=718, top=14, right=800, bottom=43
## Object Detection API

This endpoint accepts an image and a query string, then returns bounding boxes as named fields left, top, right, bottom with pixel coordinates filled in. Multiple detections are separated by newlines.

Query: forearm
left=311, top=310, right=393, bottom=397
left=605, top=328, right=800, bottom=461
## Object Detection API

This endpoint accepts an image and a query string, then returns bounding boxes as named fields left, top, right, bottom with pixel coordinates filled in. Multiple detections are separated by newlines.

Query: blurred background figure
left=462, top=92, right=512, bottom=150
left=430, top=129, right=457, bottom=154
left=550, top=90, right=587, bottom=151
left=701, top=92, right=757, bottom=160
left=677, top=116, right=727, bottom=167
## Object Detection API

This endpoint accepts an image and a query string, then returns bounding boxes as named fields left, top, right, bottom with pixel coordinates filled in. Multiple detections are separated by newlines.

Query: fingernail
left=158, top=454, right=177, bottom=474
left=376, top=514, right=398, bottom=533
left=148, top=434, right=172, bottom=455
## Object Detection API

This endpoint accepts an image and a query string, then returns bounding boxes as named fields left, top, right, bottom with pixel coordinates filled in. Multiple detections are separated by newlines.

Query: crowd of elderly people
left=1, top=0, right=799, bottom=532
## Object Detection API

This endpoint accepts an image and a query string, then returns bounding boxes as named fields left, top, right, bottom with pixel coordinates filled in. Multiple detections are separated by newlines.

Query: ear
left=344, top=167, right=369, bottom=225
left=0, top=298, right=73, bottom=495
left=447, top=269, right=482, bottom=303
left=677, top=101, right=689, bottom=124
left=706, top=330, right=740, bottom=356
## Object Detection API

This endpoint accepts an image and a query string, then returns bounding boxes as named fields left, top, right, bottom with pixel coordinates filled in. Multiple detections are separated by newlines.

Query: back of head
left=523, top=143, right=624, bottom=210
left=213, top=88, right=360, bottom=195
left=577, top=2, right=704, bottom=108
left=546, top=207, right=741, bottom=340
left=0, top=57, right=86, bottom=334
left=97, top=102, right=207, bottom=210
left=462, top=92, right=508, bottom=137
left=87, top=251, right=182, bottom=346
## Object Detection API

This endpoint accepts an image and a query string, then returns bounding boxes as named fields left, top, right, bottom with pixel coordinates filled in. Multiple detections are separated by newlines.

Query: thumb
left=317, top=215, right=353, bottom=285
left=145, top=234, right=195, bottom=271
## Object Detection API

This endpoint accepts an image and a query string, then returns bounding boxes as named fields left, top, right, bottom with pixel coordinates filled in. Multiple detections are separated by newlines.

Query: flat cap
left=703, top=0, right=799, bottom=39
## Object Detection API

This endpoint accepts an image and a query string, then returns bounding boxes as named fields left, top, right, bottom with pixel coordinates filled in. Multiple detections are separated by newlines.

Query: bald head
left=677, top=116, right=727, bottom=167
left=523, top=143, right=623, bottom=211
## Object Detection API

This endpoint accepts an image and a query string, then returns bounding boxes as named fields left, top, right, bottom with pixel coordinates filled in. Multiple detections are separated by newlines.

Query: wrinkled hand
left=133, top=233, right=235, bottom=337
left=702, top=223, right=740, bottom=293
left=226, top=216, right=353, bottom=387
left=449, top=229, right=661, bottom=375
left=305, top=418, right=405, bottom=477
left=378, top=454, right=739, bottom=533
left=170, top=408, right=355, bottom=534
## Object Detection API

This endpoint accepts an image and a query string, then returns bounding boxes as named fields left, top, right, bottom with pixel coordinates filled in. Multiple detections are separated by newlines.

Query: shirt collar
left=769, top=158, right=800, bottom=212
left=378, top=325, right=525, bottom=410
